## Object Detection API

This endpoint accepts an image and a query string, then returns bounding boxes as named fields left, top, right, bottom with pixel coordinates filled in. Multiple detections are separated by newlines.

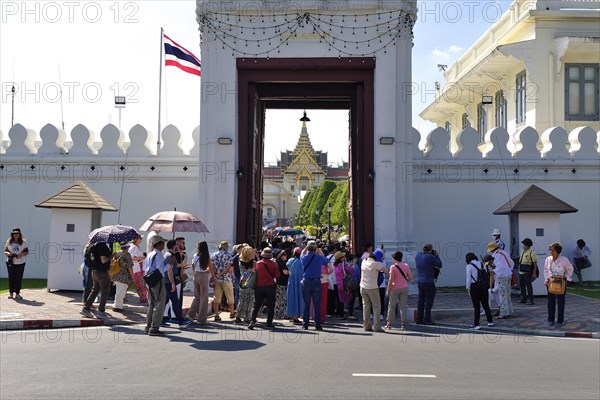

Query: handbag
left=143, top=255, right=163, bottom=287
left=548, top=275, right=566, bottom=295
left=342, top=263, right=358, bottom=291
left=245, top=270, right=257, bottom=289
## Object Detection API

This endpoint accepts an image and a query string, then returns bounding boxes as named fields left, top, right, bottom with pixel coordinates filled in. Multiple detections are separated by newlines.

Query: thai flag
left=164, top=34, right=201, bottom=76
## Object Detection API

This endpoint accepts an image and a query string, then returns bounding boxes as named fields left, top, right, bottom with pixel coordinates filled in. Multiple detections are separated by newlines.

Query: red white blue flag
left=164, top=34, right=201, bottom=76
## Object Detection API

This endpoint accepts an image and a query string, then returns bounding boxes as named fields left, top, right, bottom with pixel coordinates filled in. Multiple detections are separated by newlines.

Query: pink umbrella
left=139, top=211, right=210, bottom=233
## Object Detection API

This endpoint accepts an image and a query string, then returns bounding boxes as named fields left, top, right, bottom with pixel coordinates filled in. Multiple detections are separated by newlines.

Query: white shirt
left=128, top=244, right=144, bottom=273
left=192, top=254, right=209, bottom=273
left=360, top=257, right=384, bottom=290
left=5, top=240, right=27, bottom=265
left=466, top=260, right=484, bottom=290
left=572, top=245, right=592, bottom=259
left=492, top=249, right=513, bottom=278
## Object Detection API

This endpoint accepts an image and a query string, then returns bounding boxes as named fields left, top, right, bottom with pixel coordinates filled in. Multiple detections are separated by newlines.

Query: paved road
left=1, top=322, right=599, bottom=400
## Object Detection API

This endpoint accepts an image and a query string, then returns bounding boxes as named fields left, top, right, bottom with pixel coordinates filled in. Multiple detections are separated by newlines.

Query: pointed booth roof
left=493, top=185, right=577, bottom=215
left=35, top=181, right=118, bottom=211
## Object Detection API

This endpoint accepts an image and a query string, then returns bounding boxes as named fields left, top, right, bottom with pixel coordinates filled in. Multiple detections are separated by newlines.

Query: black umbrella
left=88, top=224, right=141, bottom=245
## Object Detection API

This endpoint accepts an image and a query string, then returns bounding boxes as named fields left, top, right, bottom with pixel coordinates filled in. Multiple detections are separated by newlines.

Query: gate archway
left=236, top=58, right=374, bottom=251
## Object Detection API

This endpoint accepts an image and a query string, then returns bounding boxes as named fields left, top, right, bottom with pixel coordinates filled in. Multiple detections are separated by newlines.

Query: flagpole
left=157, top=27, right=164, bottom=155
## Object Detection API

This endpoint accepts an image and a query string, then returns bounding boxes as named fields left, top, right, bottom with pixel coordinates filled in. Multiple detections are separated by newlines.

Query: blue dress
left=286, top=257, right=304, bottom=317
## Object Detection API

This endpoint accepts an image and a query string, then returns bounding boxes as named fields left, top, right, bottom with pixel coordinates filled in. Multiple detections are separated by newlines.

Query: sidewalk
left=0, top=288, right=598, bottom=339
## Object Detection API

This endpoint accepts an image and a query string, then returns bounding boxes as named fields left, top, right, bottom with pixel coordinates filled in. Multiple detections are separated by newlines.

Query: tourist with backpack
left=466, top=253, right=495, bottom=330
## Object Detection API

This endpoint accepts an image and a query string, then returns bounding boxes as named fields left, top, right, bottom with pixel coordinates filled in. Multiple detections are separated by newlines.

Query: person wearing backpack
left=466, top=253, right=495, bottom=330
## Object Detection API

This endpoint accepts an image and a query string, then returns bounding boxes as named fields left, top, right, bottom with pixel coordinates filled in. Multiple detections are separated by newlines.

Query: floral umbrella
left=88, top=224, right=141, bottom=244
left=139, top=211, right=210, bottom=233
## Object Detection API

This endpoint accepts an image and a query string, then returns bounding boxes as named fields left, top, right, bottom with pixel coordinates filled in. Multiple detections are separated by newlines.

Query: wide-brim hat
left=219, top=241, right=229, bottom=250
left=240, top=246, right=255, bottom=263
left=334, top=251, right=346, bottom=261
left=261, top=247, right=273, bottom=259
left=487, top=241, right=500, bottom=252
left=151, top=235, right=167, bottom=246
left=276, top=250, right=287, bottom=259
left=521, top=238, right=533, bottom=246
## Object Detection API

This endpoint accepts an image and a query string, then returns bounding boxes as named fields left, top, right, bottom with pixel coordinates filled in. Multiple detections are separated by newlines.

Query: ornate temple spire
left=293, top=111, right=316, bottom=155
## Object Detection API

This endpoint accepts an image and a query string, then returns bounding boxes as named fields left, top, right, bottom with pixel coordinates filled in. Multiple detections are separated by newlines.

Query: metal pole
left=157, top=27, right=164, bottom=155
left=328, top=210, right=331, bottom=243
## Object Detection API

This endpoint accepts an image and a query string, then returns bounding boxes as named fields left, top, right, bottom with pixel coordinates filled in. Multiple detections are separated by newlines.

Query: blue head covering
left=373, top=249, right=384, bottom=262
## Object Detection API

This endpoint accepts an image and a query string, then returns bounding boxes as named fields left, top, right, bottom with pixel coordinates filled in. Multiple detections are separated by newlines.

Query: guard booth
left=35, top=182, right=117, bottom=290
left=494, top=185, right=578, bottom=295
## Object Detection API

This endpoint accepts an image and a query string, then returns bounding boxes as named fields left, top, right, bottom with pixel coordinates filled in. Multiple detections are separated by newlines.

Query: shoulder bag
left=143, top=255, right=163, bottom=288
left=342, top=262, right=358, bottom=291
left=499, top=251, right=518, bottom=286
left=548, top=275, right=566, bottom=295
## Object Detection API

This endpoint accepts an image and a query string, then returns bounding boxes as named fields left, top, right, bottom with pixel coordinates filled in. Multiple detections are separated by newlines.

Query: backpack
left=471, top=263, right=489, bottom=291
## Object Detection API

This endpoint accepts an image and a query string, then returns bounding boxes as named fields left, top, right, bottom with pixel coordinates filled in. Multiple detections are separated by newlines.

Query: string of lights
left=199, top=10, right=416, bottom=57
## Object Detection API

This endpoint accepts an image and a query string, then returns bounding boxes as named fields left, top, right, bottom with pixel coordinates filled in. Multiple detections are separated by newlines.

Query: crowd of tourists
left=3, top=225, right=592, bottom=336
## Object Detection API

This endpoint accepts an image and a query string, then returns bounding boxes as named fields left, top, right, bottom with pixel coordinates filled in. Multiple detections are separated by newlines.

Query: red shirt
left=255, top=259, right=280, bottom=287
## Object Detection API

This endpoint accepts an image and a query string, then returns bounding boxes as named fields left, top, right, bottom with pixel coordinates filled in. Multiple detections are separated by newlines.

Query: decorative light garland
left=198, top=10, right=416, bottom=57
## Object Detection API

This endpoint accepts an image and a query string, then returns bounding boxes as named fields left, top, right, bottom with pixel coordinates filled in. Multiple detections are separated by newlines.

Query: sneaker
left=160, top=321, right=171, bottom=327
left=8, top=293, right=14, bottom=299
left=248, top=322, right=256, bottom=330
left=526, top=301, right=535, bottom=305
left=168, top=318, right=179, bottom=324
left=302, top=326, right=308, bottom=330
left=315, top=326, right=323, bottom=331
left=148, top=329, right=164, bottom=336
left=468, top=325, right=481, bottom=330
left=234, top=318, right=243, bottom=324
left=96, top=311, right=108, bottom=318
left=384, top=325, right=392, bottom=330
left=555, top=321, right=565, bottom=328
left=15, top=294, right=23, bottom=300
left=487, top=322, right=496, bottom=327
left=399, top=325, right=407, bottom=331
left=374, top=328, right=386, bottom=333
left=144, top=326, right=150, bottom=335
left=547, top=321, right=555, bottom=327
left=179, top=320, right=193, bottom=328
left=480, top=311, right=485, bottom=316
left=112, top=308, right=124, bottom=313
left=364, top=327, right=373, bottom=332
left=265, top=324, right=274, bottom=330
left=81, top=308, right=93, bottom=316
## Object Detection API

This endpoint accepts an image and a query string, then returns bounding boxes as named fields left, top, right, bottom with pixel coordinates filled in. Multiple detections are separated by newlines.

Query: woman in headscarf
left=286, top=247, right=304, bottom=323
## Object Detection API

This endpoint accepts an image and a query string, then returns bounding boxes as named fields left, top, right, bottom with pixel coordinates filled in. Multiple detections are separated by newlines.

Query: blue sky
left=0, top=1, right=510, bottom=162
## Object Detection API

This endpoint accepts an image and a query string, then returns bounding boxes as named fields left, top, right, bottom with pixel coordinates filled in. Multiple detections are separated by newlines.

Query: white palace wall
left=1, top=122, right=598, bottom=286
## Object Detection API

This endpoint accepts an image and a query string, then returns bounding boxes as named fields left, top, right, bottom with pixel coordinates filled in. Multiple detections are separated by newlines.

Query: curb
left=414, top=322, right=599, bottom=339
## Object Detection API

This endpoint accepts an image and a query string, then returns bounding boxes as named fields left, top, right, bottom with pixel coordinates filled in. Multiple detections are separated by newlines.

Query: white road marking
left=353, top=373, right=437, bottom=378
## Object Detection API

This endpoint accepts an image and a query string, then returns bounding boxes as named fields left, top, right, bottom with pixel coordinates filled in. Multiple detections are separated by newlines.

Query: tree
left=331, top=181, right=349, bottom=226
left=308, top=180, right=337, bottom=225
